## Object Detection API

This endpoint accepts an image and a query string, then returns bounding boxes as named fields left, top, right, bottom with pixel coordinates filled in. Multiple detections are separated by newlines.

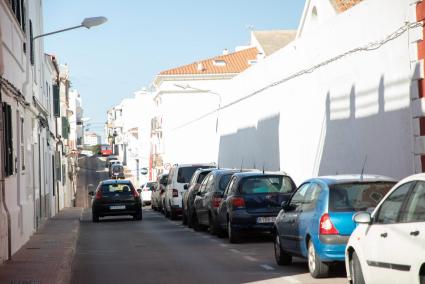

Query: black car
left=182, top=168, right=216, bottom=226
left=216, top=172, right=296, bottom=243
left=91, top=179, right=142, bottom=222
left=192, top=169, right=239, bottom=235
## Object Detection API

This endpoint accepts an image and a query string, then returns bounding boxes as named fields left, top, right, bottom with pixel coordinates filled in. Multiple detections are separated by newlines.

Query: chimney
left=222, top=48, right=229, bottom=55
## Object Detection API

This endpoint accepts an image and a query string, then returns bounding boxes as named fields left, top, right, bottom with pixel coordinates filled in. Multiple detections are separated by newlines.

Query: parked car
left=345, top=173, right=425, bottom=284
left=90, top=179, right=142, bottom=222
left=141, top=182, right=156, bottom=206
left=192, top=169, right=240, bottom=234
left=164, top=163, right=215, bottom=219
left=106, top=155, right=118, bottom=166
left=182, top=168, right=216, bottom=226
left=110, top=164, right=125, bottom=179
left=108, top=160, right=121, bottom=173
left=151, top=174, right=168, bottom=211
left=273, top=175, right=396, bottom=278
left=216, top=171, right=296, bottom=243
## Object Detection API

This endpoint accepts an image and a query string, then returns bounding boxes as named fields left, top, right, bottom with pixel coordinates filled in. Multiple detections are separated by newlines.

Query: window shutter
left=53, top=85, right=60, bottom=117
left=29, top=20, right=34, bottom=65
left=61, top=117, right=69, bottom=139
left=3, top=103, right=14, bottom=176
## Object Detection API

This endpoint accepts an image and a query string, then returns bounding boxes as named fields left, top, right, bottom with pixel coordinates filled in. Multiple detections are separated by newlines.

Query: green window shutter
left=3, top=103, right=14, bottom=176
left=61, top=117, right=70, bottom=139
left=53, top=85, right=60, bottom=117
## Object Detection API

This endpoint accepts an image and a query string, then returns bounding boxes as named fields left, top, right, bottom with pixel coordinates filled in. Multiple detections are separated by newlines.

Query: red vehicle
left=100, top=144, right=112, bottom=156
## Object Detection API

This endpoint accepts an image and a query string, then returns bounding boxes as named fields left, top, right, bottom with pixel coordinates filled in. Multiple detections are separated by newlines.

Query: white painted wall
left=172, top=0, right=420, bottom=186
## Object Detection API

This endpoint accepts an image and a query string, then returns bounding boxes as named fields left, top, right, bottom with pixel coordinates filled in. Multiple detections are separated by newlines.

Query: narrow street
left=70, top=156, right=346, bottom=284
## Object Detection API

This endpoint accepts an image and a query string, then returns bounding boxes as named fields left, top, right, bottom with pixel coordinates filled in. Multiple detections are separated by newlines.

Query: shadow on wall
left=317, top=75, right=413, bottom=179
left=218, top=114, right=280, bottom=171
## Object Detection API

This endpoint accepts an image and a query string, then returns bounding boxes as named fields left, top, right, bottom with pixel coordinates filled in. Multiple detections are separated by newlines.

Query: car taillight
left=232, top=197, right=245, bottom=209
left=132, top=190, right=139, bottom=198
left=319, top=213, right=339, bottom=235
left=172, top=189, right=178, bottom=197
left=212, top=197, right=222, bottom=208
left=95, top=190, right=102, bottom=200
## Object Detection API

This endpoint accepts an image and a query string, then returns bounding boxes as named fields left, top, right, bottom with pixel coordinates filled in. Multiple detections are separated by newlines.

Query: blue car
left=273, top=175, right=396, bottom=278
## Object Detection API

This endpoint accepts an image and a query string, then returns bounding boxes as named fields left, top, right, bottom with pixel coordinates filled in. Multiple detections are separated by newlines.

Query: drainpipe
left=0, top=80, right=12, bottom=260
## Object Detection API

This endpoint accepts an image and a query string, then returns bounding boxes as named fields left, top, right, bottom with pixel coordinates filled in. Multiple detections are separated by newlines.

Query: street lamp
left=174, top=84, right=222, bottom=132
left=32, top=16, right=107, bottom=41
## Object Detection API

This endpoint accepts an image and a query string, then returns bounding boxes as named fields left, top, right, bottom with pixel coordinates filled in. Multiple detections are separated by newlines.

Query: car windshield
left=240, top=176, right=294, bottom=194
left=101, top=183, right=134, bottom=196
left=145, top=182, right=156, bottom=190
left=329, top=182, right=396, bottom=212
left=219, top=174, right=233, bottom=192
left=177, top=166, right=211, bottom=183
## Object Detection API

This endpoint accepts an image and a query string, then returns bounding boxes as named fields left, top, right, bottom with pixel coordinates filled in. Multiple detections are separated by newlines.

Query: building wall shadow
left=218, top=114, right=280, bottom=171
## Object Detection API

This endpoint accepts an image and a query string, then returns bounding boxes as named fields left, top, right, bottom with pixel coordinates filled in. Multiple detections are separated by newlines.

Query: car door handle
left=380, top=232, right=388, bottom=238
left=410, top=230, right=420, bottom=236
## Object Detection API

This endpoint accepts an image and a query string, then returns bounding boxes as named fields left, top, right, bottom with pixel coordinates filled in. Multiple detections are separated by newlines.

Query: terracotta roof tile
left=159, top=47, right=259, bottom=75
left=331, top=0, right=363, bottom=13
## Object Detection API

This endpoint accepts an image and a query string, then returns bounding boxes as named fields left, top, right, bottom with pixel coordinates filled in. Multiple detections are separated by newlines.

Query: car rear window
left=219, top=174, right=233, bottom=192
left=177, top=166, right=211, bottom=183
left=101, top=183, right=134, bottom=196
left=197, top=171, right=211, bottom=184
left=240, top=176, right=294, bottom=194
left=329, top=182, right=396, bottom=212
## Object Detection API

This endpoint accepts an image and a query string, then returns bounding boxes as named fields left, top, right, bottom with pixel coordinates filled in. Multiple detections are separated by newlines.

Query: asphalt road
left=71, top=156, right=347, bottom=284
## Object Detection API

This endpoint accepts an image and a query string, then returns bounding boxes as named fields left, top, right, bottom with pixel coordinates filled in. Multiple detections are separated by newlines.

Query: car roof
left=306, top=174, right=397, bottom=186
left=101, top=179, right=133, bottom=185
left=230, top=171, right=289, bottom=179
left=172, top=163, right=215, bottom=168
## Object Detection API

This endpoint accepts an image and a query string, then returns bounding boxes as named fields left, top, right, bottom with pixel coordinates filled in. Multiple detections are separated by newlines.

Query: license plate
left=110, top=205, right=125, bottom=210
left=256, top=217, right=276, bottom=223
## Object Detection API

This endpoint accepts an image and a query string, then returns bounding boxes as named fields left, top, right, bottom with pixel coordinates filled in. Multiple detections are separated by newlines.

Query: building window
left=3, top=103, right=14, bottom=176
left=7, top=0, right=25, bottom=32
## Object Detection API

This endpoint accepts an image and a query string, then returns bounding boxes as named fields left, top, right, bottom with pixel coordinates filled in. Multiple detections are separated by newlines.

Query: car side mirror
left=281, top=201, right=294, bottom=212
left=89, top=191, right=95, bottom=196
left=137, top=189, right=142, bottom=193
left=184, top=184, right=189, bottom=190
left=353, top=212, right=372, bottom=224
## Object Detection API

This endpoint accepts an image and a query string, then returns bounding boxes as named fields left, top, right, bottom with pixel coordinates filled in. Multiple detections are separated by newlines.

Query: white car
left=163, top=163, right=214, bottom=219
left=141, top=182, right=156, bottom=206
left=345, top=173, right=425, bottom=284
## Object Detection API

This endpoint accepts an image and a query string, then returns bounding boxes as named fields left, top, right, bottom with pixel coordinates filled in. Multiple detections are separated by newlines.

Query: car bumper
left=230, top=211, right=278, bottom=231
left=93, top=203, right=142, bottom=216
left=315, top=236, right=349, bottom=262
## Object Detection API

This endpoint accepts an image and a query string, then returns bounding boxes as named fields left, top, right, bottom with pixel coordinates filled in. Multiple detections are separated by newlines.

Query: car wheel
left=187, top=209, right=193, bottom=228
left=274, top=232, right=292, bottom=265
left=209, top=214, right=221, bottom=236
left=192, top=211, right=201, bottom=231
left=227, top=219, right=240, bottom=243
left=350, top=251, right=365, bottom=284
left=182, top=209, right=188, bottom=225
left=133, top=211, right=143, bottom=221
left=170, top=208, right=177, bottom=220
left=92, top=213, right=99, bottom=223
left=308, top=240, right=329, bottom=278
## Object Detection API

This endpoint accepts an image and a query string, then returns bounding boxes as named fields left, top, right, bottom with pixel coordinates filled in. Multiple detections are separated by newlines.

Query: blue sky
left=43, top=0, right=306, bottom=135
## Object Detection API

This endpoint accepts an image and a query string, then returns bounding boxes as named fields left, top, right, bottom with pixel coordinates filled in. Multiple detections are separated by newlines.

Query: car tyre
left=192, top=211, right=201, bottom=231
left=187, top=209, right=193, bottom=228
left=350, top=251, right=365, bottom=284
left=308, top=240, right=329, bottom=278
left=227, top=219, right=240, bottom=243
left=170, top=207, right=177, bottom=220
left=92, top=213, right=99, bottom=223
left=209, top=214, right=221, bottom=236
left=182, top=209, right=188, bottom=225
left=133, top=211, right=143, bottom=221
left=274, top=232, right=292, bottom=265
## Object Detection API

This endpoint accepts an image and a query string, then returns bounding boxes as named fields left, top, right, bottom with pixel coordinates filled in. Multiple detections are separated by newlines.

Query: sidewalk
left=0, top=207, right=83, bottom=284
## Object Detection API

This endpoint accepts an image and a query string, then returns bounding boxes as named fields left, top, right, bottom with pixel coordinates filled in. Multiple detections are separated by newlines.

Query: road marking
left=219, top=243, right=228, bottom=248
left=229, top=248, right=241, bottom=254
left=244, top=255, right=258, bottom=262
left=260, top=264, right=275, bottom=271
left=281, top=276, right=301, bottom=284
left=209, top=238, right=219, bottom=243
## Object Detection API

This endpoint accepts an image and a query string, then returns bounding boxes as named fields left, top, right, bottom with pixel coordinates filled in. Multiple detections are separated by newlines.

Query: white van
left=163, top=163, right=215, bottom=219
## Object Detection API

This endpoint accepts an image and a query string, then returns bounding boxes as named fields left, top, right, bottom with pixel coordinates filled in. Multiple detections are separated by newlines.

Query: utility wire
left=172, top=21, right=423, bottom=131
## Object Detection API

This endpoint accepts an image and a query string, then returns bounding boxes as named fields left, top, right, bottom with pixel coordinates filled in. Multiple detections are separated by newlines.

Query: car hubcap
left=275, top=235, right=280, bottom=259
left=308, top=243, right=316, bottom=273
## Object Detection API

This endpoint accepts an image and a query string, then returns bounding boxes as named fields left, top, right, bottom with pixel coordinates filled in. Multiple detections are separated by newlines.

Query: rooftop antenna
left=240, top=158, right=244, bottom=172
left=360, top=155, right=368, bottom=181
left=262, top=162, right=265, bottom=174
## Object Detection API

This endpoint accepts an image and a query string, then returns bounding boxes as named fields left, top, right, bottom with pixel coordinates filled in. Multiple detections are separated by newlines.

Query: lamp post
left=32, top=16, right=107, bottom=41
left=174, top=84, right=222, bottom=132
